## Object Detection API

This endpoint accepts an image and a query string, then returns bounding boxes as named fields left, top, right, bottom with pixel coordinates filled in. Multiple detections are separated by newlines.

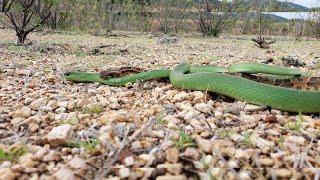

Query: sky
left=278, top=0, right=320, bottom=8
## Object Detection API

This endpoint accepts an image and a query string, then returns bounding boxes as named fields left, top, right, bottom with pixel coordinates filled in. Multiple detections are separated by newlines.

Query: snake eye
left=64, top=72, right=71, bottom=76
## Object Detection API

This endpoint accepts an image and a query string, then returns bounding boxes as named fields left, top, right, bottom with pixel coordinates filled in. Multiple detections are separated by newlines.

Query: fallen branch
left=252, top=36, right=276, bottom=49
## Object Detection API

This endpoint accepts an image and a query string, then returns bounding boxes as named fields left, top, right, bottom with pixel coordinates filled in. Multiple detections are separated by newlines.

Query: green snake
left=65, top=62, right=320, bottom=113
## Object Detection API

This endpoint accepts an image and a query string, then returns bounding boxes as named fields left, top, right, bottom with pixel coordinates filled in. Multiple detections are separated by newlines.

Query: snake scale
left=65, top=62, right=320, bottom=113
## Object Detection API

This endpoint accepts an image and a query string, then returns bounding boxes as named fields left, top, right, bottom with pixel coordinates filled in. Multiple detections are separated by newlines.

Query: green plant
left=82, top=105, right=104, bottom=114
left=174, top=131, right=195, bottom=149
left=6, top=43, right=26, bottom=53
left=43, top=65, right=51, bottom=74
left=0, top=146, right=27, bottom=162
left=69, top=138, right=99, bottom=153
left=286, top=112, right=303, bottom=132
left=217, top=129, right=235, bottom=139
left=242, top=132, right=252, bottom=147
left=156, top=115, right=166, bottom=126
left=278, top=136, right=285, bottom=148
left=74, top=50, right=87, bottom=57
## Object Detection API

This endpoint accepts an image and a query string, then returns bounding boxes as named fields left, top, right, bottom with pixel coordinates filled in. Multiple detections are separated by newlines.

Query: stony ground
left=0, top=29, right=319, bottom=180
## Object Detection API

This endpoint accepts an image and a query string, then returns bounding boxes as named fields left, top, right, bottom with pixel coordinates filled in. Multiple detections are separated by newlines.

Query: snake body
left=65, top=63, right=320, bottom=113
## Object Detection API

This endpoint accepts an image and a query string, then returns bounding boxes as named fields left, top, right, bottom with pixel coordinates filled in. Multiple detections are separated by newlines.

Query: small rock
left=214, top=110, right=223, bottom=118
left=30, top=97, right=48, bottom=110
left=224, top=104, right=242, bottom=115
left=250, top=134, right=275, bottom=151
left=0, top=168, right=16, bottom=180
left=138, top=154, right=155, bottom=166
left=55, top=107, right=66, bottom=114
left=0, top=114, right=10, bottom=122
left=275, top=168, right=292, bottom=178
left=184, top=147, right=199, bottom=160
left=240, top=114, right=257, bottom=124
left=281, top=55, right=305, bottom=67
left=212, top=139, right=235, bottom=157
left=124, top=156, right=135, bottom=166
left=150, top=130, right=165, bottom=138
left=165, top=147, right=179, bottom=163
left=235, top=149, right=253, bottom=160
left=11, top=117, right=25, bottom=125
left=68, top=157, right=88, bottom=170
left=42, top=151, right=61, bottom=162
left=16, top=69, right=31, bottom=76
left=156, top=175, right=186, bottom=180
left=203, top=155, right=213, bottom=167
left=239, top=171, right=251, bottom=180
left=46, top=124, right=73, bottom=146
left=34, top=146, right=50, bottom=160
left=264, top=114, right=278, bottom=123
left=285, top=136, right=306, bottom=146
left=182, top=110, right=200, bottom=121
left=193, top=91, right=205, bottom=103
left=118, top=168, right=130, bottom=178
left=230, top=134, right=245, bottom=142
left=195, top=137, right=212, bottom=153
left=47, top=100, right=58, bottom=110
left=270, top=151, right=286, bottom=159
left=194, top=103, right=213, bottom=113
left=227, top=160, right=239, bottom=168
left=28, top=123, right=39, bottom=132
left=260, top=158, right=274, bottom=167
left=19, top=153, right=37, bottom=168
left=53, top=166, right=76, bottom=180
left=173, top=92, right=192, bottom=102
left=157, top=163, right=182, bottom=175
left=12, top=106, right=31, bottom=118
left=100, top=111, right=128, bottom=123
left=131, top=141, right=143, bottom=150
left=78, top=114, right=90, bottom=121
left=55, top=113, right=68, bottom=121
left=244, top=104, right=266, bottom=111
left=57, top=101, right=68, bottom=108
left=0, top=161, right=11, bottom=168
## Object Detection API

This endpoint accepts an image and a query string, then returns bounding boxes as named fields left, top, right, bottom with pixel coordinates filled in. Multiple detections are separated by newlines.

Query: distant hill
left=192, top=0, right=310, bottom=12
left=276, top=1, right=309, bottom=11
left=261, top=13, right=289, bottom=21
left=244, top=0, right=309, bottom=12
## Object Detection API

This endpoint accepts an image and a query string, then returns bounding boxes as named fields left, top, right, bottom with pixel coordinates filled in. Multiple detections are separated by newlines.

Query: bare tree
left=0, top=0, right=14, bottom=12
left=251, top=0, right=276, bottom=48
left=4, top=0, right=54, bottom=44
left=194, top=0, right=242, bottom=36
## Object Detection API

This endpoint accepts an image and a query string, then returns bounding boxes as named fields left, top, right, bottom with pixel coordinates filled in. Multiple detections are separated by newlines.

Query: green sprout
left=242, top=132, right=252, bottom=147
left=0, top=146, right=27, bottom=162
left=174, top=131, right=195, bottom=149
left=82, top=105, right=104, bottom=115
left=286, top=112, right=303, bottom=132
left=69, top=138, right=99, bottom=153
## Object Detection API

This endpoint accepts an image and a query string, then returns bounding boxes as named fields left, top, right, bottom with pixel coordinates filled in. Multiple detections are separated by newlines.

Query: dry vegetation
left=0, top=29, right=319, bottom=179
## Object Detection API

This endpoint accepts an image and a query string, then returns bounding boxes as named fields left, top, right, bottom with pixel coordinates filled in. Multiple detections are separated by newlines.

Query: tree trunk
left=16, top=31, right=28, bottom=44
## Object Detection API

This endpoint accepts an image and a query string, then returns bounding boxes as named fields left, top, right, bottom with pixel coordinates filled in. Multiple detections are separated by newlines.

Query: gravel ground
left=0, top=29, right=320, bottom=180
